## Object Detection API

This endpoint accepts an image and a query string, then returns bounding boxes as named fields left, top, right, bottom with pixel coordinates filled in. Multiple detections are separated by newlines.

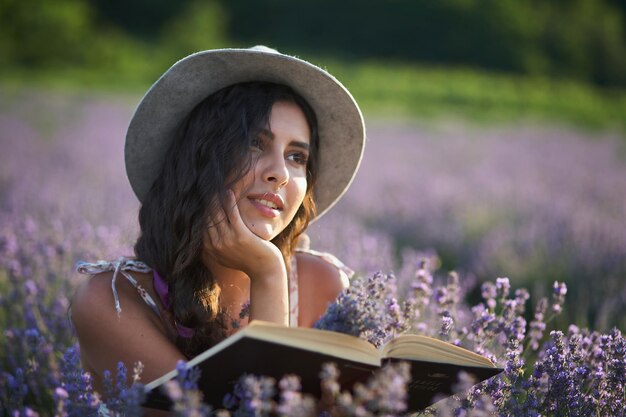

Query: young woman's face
left=232, top=100, right=311, bottom=241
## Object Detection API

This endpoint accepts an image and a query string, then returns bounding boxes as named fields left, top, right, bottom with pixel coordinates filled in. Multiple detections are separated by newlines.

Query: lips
left=255, top=199, right=280, bottom=209
left=247, top=192, right=285, bottom=216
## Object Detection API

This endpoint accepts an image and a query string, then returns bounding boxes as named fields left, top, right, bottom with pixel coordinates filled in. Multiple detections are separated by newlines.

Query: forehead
left=265, top=101, right=311, bottom=144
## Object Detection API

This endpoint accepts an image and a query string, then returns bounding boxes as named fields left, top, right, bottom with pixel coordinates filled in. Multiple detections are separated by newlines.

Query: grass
left=2, top=55, right=626, bottom=133
left=319, top=58, right=626, bottom=132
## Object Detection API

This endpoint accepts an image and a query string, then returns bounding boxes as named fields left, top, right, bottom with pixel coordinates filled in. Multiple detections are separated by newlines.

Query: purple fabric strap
left=153, top=270, right=195, bottom=338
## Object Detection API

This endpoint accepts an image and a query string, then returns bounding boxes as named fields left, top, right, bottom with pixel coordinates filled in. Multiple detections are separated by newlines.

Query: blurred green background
left=2, top=0, right=626, bottom=129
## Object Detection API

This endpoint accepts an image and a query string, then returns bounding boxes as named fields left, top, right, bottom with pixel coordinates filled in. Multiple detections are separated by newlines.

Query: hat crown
left=125, top=47, right=365, bottom=221
left=249, top=45, right=279, bottom=54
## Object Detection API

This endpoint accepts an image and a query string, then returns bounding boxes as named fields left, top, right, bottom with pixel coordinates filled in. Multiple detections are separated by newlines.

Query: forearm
left=248, top=267, right=289, bottom=326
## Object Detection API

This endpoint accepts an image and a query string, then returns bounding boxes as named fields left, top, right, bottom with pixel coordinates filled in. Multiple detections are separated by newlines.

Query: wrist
left=248, top=266, right=289, bottom=326
left=245, top=250, right=287, bottom=283
left=248, top=263, right=288, bottom=287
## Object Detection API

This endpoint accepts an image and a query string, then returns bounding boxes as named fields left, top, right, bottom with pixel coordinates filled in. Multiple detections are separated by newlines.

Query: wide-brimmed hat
left=125, top=46, right=365, bottom=220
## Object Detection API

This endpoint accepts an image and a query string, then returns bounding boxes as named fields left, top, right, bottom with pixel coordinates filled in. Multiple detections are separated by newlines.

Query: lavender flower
left=495, top=277, right=510, bottom=304
left=57, top=346, right=100, bottom=417
left=276, top=376, right=316, bottom=417
left=100, top=361, right=145, bottom=416
left=314, top=272, right=393, bottom=347
left=403, top=259, right=435, bottom=332
left=222, top=374, right=276, bottom=416
left=164, top=361, right=211, bottom=416
left=0, top=368, right=29, bottom=413
left=319, top=363, right=341, bottom=407
left=318, top=362, right=410, bottom=417
left=439, top=313, right=454, bottom=340
left=480, top=282, right=497, bottom=311
left=528, top=298, right=547, bottom=351
left=551, top=281, right=567, bottom=314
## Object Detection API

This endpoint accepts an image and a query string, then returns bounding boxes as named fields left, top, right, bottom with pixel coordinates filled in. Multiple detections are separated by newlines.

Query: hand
left=204, top=190, right=289, bottom=325
left=203, top=190, right=286, bottom=282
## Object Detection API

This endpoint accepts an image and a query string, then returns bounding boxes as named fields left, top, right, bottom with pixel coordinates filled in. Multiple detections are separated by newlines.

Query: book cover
left=143, top=321, right=502, bottom=411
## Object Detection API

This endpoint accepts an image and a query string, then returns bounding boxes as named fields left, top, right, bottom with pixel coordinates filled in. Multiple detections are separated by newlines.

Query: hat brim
left=125, top=47, right=365, bottom=220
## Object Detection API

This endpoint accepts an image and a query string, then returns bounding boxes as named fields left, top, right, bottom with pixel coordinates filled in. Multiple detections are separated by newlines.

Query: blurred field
left=312, top=121, right=626, bottom=331
left=4, top=60, right=626, bottom=133
left=324, top=60, right=626, bottom=131
left=1, top=88, right=625, bottom=332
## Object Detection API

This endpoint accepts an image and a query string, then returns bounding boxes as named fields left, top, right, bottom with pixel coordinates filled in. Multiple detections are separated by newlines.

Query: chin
left=252, top=230, right=274, bottom=241
left=246, top=222, right=279, bottom=241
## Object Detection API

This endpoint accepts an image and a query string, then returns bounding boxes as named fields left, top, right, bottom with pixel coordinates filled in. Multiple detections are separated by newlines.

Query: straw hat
left=125, top=46, right=365, bottom=219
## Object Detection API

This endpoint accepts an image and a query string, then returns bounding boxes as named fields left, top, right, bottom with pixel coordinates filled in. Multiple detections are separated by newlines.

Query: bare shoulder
left=295, top=251, right=349, bottom=294
left=295, top=251, right=350, bottom=327
left=70, top=269, right=169, bottom=352
left=71, top=270, right=159, bottom=329
left=70, top=271, right=184, bottom=388
left=71, top=271, right=119, bottom=330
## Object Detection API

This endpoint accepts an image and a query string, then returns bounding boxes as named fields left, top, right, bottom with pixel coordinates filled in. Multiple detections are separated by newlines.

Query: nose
left=262, top=153, right=289, bottom=187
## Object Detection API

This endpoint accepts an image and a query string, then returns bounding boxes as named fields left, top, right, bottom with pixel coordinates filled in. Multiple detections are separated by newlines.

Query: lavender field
left=312, top=120, right=626, bottom=331
left=1, top=88, right=626, bottom=415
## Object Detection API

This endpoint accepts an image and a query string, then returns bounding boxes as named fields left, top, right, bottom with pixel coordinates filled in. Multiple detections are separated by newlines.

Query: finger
left=226, top=190, right=259, bottom=240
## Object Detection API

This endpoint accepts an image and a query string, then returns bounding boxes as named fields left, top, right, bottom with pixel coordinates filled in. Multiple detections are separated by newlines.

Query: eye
left=287, top=151, right=309, bottom=166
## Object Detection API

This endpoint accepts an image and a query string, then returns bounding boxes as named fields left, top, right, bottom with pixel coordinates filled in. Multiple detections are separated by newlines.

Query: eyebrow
left=259, top=129, right=310, bottom=151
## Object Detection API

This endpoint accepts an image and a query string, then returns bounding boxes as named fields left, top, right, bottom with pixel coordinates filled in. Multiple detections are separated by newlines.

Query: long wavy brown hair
left=134, top=82, right=319, bottom=358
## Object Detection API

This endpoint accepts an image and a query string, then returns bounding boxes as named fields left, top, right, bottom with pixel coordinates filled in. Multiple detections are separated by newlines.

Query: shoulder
left=70, top=269, right=183, bottom=386
left=71, top=271, right=116, bottom=322
left=295, top=249, right=352, bottom=290
left=71, top=270, right=164, bottom=338
left=295, top=251, right=349, bottom=291
left=295, top=250, right=351, bottom=326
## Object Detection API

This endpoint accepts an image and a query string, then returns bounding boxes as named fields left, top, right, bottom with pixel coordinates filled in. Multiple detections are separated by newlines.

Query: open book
left=144, top=320, right=502, bottom=411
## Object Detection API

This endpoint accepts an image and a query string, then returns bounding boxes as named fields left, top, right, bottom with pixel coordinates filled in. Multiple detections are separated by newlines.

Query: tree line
left=2, top=0, right=626, bottom=87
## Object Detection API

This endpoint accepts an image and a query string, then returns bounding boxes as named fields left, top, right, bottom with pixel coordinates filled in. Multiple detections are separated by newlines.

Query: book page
left=381, top=334, right=495, bottom=368
left=242, top=321, right=381, bottom=365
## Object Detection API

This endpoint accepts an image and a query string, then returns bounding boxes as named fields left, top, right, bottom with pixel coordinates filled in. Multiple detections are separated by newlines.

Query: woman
left=70, top=46, right=365, bottom=399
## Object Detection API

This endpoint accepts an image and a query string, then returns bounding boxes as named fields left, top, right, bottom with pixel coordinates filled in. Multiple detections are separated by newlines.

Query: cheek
left=290, top=177, right=308, bottom=211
